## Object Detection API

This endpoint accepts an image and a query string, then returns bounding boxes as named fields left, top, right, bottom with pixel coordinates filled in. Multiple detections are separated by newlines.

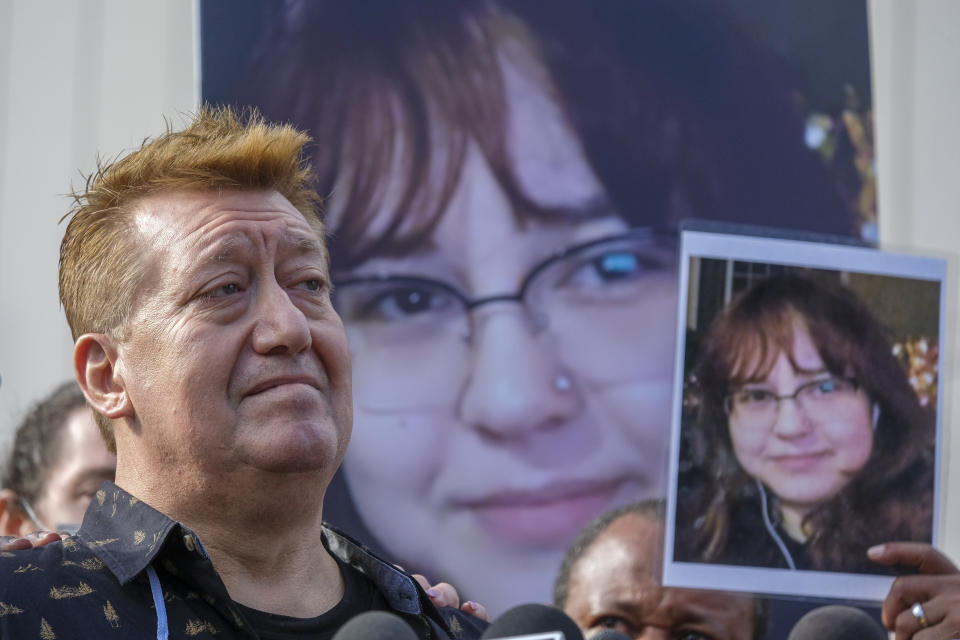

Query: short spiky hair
left=58, top=106, right=323, bottom=449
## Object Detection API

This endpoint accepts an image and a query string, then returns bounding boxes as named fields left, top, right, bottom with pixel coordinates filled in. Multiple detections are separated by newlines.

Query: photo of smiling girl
left=667, top=235, right=944, bottom=604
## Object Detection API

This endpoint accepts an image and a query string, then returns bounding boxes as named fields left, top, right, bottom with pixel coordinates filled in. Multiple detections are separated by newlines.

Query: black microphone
left=331, top=610, right=417, bottom=640
left=787, top=605, right=887, bottom=640
left=590, top=631, right=631, bottom=640
left=480, top=603, right=584, bottom=640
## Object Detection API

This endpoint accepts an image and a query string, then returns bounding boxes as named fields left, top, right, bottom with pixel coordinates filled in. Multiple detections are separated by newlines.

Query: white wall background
left=0, top=0, right=957, bottom=559
left=871, top=0, right=960, bottom=560
left=0, top=0, right=195, bottom=423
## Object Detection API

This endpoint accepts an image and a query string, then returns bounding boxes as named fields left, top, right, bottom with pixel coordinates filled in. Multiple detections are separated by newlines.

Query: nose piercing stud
left=554, top=374, right=572, bottom=392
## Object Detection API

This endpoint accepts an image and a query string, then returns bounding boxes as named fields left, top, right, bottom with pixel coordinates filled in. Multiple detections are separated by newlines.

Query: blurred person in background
left=554, top=501, right=766, bottom=640
left=0, top=380, right=115, bottom=538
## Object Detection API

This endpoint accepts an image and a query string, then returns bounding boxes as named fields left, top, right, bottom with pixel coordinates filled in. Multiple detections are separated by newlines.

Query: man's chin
left=239, top=422, right=346, bottom=475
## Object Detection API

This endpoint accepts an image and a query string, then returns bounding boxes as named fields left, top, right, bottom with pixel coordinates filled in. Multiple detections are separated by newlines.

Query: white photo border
left=662, top=230, right=946, bottom=602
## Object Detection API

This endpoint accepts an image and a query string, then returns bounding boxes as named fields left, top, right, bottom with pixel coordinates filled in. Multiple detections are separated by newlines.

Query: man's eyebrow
left=201, top=233, right=325, bottom=263
left=606, top=598, right=652, bottom=618
left=210, top=236, right=243, bottom=262
left=191, top=233, right=247, bottom=264
left=286, top=233, right=326, bottom=255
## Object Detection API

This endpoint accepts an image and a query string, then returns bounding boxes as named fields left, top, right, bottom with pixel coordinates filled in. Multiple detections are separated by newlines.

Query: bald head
left=557, top=506, right=762, bottom=640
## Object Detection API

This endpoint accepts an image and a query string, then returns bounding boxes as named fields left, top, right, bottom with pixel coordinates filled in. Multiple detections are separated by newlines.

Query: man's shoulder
left=0, top=537, right=140, bottom=625
left=0, top=537, right=118, bottom=599
left=0, top=540, right=74, bottom=581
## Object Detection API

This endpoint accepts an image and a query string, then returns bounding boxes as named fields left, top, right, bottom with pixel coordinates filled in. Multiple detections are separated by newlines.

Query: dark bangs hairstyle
left=690, top=273, right=934, bottom=570
left=241, top=0, right=856, bottom=274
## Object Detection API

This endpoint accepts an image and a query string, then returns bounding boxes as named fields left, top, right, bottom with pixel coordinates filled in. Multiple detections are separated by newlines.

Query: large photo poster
left=201, top=0, right=876, bottom=618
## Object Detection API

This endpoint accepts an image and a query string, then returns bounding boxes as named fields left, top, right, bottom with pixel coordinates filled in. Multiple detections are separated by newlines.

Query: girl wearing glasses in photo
left=677, top=273, right=934, bottom=573
left=242, top=0, right=860, bottom=612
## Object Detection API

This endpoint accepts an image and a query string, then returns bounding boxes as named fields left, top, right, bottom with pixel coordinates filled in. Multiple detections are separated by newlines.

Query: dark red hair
left=688, top=273, right=934, bottom=570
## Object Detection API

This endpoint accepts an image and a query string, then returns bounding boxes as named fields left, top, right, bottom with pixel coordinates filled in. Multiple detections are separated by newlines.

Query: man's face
left=113, top=189, right=352, bottom=482
left=32, top=407, right=116, bottom=529
left=564, top=513, right=756, bottom=640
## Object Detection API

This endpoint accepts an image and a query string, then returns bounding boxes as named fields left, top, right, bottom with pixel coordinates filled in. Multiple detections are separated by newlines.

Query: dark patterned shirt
left=0, top=483, right=486, bottom=639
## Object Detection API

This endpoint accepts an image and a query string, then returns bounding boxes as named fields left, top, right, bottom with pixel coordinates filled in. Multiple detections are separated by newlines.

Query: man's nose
left=457, top=305, right=580, bottom=441
left=250, top=280, right=312, bottom=355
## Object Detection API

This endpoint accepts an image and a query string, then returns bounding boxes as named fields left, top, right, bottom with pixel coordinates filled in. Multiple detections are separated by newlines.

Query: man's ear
left=74, top=333, right=134, bottom=420
left=0, top=489, right=37, bottom=536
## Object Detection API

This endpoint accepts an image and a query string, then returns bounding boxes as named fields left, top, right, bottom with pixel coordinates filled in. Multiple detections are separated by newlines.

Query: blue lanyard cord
left=146, top=565, right=169, bottom=640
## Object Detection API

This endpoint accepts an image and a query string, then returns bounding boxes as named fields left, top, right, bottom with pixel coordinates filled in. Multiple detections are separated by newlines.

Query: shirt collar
left=77, top=482, right=188, bottom=585
left=77, top=482, right=426, bottom=617
left=322, top=523, right=425, bottom=616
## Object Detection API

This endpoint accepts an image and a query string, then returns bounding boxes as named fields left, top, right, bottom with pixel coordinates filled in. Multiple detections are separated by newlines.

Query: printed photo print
left=664, top=229, right=945, bottom=601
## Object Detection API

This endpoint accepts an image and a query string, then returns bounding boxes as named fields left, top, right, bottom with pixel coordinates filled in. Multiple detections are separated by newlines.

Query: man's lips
left=244, top=375, right=322, bottom=397
left=451, top=477, right=633, bottom=547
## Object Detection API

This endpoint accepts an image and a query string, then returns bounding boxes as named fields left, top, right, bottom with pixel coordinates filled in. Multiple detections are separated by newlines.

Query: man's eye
left=205, top=283, right=240, bottom=298
left=296, top=279, right=322, bottom=292
left=675, top=631, right=716, bottom=640
left=591, top=615, right=632, bottom=635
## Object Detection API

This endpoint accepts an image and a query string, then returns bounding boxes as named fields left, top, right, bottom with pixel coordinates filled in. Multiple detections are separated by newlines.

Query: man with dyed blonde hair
left=0, top=107, right=485, bottom=639
left=58, top=107, right=324, bottom=452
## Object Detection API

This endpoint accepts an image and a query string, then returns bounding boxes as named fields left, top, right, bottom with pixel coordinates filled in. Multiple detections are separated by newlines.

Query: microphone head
left=331, top=610, right=418, bottom=640
left=590, top=631, right=632, bottom=640
left=787, top=605, right=887, bottom=640
left=481, top=603, right=584, bottom=640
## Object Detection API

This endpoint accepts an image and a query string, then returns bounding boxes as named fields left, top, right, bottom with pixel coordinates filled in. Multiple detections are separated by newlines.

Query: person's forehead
left=595, top=514, right=663, bottom=571
left=499, top=50, right=602, bottom=209
left=131, top=189, right=324, bottom=250
left=329, top=43, right=597, bottom=223
left=49, top=407, right=115, bottom=478
left=788, top=319, right=827, bottom=367
left=730, top=313, right=828, bottom=384
left=569, top=514, right=755, bottom=637
left=569, top=514, right=663, bottom=599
